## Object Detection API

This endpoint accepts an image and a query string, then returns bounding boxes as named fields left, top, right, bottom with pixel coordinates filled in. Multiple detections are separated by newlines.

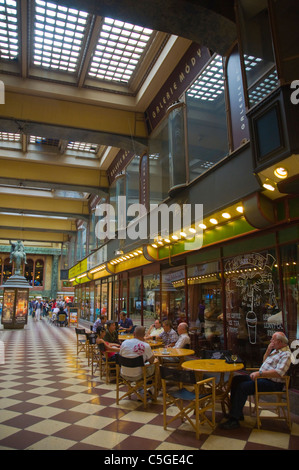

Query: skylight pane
left=67, top=141, right=98, bottom=153
left=0, top=0, right=19, bottom=60
left=88, top=17, right=153, bottom=84
left=32, top=0, right=89, bottom=72
left=186, top=55, right=224, bottom=102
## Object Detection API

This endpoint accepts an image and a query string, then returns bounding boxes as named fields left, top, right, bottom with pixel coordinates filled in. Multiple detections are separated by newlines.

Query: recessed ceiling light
left=210, top=218, right=218, bottom=224
left=236, top=206, right=244, bottom=213
left=222, top=212, right=231, bottom=219
left=274, top=167, right=288, bottom=179
left=263, top=182, right=275, bottom=191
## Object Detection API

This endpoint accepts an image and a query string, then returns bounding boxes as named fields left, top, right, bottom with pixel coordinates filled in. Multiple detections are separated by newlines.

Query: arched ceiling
left=0, top=0, right=236, bottom=246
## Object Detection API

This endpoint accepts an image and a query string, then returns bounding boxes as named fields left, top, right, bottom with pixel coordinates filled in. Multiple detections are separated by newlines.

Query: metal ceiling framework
left=0, top=0, right=236, bottom=245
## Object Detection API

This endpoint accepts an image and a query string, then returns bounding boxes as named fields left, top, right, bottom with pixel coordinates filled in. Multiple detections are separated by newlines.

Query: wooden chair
left=249, top=374, right=291, bottom=430
left=75, top=328, right=87, bottom=355
left=85, top=332, right=97, bottom=366
left=91, top=347, right=103, bottom=377
left=160, top=365, right=216, bottom=439
left=116, top=355, right=158, bottom=409
left=102, top=351, right=118, bottom=384
left=57, top=313, right=67, bottom=327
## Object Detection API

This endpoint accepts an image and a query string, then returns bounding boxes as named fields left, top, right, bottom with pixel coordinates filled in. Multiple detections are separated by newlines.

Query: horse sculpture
left=10, top=240, right=27, bottom=275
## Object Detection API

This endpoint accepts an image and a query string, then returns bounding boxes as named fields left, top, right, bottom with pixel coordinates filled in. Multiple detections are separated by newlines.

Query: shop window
left=161, top=266, right=186, bottom=328
left=224, top=250, right=281, bottom=367
left=143, top=272, right=160, bottom=329
left=34, top=259, right=44, bottom=286
left=280, top=243, right=298, bottom=344
left=129, top=273, right=142, bottom=325
left=237, top=0, right=278, bottom=107
left=149, top=117, right=170, bottom=205
left=186, top=54, right=228, bottom=182
left=187, top=261, right=222, bottom=346
left=3, top=258, right=12, bottom=283
left=24, top=259, right=34, bottom=285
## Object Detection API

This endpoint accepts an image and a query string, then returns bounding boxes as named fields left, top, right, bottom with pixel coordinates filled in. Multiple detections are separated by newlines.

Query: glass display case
left=1, top=286, right=29, bottom=329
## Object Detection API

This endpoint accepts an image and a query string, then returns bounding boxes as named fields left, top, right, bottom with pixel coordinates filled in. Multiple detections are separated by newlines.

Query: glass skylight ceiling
left=67, top=141, right=98, bottom=153
left=88, top=17, right=153, bottom=83
left=186, top=55, right=224, bottom=102
left=33, top=0, right=89, bottom=72
left=0, top=0, right=18, bottom=60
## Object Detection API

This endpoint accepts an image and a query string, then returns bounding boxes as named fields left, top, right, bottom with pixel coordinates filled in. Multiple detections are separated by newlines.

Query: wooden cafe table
left=181, top=358, right=244, bottom=414
left=117, top=335, right=163, bottom=349
left=153, top=347, right=195, bottom=366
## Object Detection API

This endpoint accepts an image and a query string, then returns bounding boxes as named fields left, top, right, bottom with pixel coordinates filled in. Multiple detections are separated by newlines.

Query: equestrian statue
left=10, top=240, right=27, bottom=275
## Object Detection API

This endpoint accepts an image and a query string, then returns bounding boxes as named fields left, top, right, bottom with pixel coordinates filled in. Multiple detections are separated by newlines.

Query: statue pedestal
left=1, top=274, right=31, bottom=329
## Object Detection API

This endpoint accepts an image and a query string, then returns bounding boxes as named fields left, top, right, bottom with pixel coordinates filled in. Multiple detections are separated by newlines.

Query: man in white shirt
left=174, top=322, right=191, bottom=348
left=144, top=319, right=163, bottom=340
left=120, top=326, right=156, bottom=380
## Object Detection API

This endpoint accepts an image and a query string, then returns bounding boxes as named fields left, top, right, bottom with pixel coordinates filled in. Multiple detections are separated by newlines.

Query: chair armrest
left=196, top=376, right=216, bottom=387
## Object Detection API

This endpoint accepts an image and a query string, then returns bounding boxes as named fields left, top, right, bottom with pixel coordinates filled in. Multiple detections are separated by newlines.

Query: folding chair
left=116, top=355, right=158, bottom=409
left=57, top=313, right=67, bottom=327
left=85, top=332, right=97, bottom=366
left=250, top=374, right=291, bottom=430
left=75, top=328, right=87, bottom=355
left=160, top=365, right=216, bottom=439
left=102, top=351, right=118, bottom=384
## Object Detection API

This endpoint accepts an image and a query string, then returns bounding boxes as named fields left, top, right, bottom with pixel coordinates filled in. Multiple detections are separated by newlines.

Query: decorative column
left=51, top=255, right=59, bottom=299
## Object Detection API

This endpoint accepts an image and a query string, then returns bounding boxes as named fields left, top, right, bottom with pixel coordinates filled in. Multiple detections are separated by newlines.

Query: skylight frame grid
left=0, top=0, right=19, bottom=60
left=186, top=54, right=225, bottom=102
left=88, top=17, right=153, bottom=84
left=32, top=0, right=90, bottom=73
left=0, top=131, right=21, bottom=141
left=29, top=135, right=59, bottom=146
left=67, top=141, right=98, bottom=153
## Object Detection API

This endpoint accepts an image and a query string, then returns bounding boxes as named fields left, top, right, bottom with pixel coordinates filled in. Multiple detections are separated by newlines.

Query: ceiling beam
left=0, top=214, right=77, bottom=234
left=0, top=156, right=109, bottom=195
left=0, top=92, right=148, bottom=152
left=0, top=228, right=69, bottom=243
left=0, top=193, right=89, bottom=219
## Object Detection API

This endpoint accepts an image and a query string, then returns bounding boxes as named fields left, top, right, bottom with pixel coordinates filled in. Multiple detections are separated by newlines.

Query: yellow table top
left=153, top=347, right=194, bottom=357
left=118, top=334, right=134, bottom=341
left=181, top=359, right=244, bottom=373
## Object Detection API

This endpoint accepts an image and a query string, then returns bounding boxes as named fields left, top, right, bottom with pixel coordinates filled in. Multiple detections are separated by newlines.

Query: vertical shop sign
left=226, top=45, right=249, bottom=150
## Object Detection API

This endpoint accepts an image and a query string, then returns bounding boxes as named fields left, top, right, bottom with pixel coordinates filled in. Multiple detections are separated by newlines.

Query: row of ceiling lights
left=70, top=204, right=245, bottom=282
left=151, top=205, right=244, bottom=248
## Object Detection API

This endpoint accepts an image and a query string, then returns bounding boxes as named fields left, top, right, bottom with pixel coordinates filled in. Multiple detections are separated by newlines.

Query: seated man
left=158, top=320, right=178, bottom=347
left=119, top=311, right=134, bottom=333
left=161, top=322, right=191, bottom=364
left=144, top=319, right=163, bottom=340
left=92, top=314, right=107, bottom=332
left=104, top=320, right=119, bottom=344
left=119, top=326, right=156, bottom=381
left=173, top=322, right=191, bottom=348
left=220, top=332, right=292, bottom=430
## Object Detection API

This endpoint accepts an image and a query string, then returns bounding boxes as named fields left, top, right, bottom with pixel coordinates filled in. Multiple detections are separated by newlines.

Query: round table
left=182, top=359, right=244, bottom=374
left=154, top=348, right=194, bottom=366
left=118, top=334, right=134, bottom=341
left=182, top=359, right=244, bottom=414
left=146, top=339, right=163, bottom=349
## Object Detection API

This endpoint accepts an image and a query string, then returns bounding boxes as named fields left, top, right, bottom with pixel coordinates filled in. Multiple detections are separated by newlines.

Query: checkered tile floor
left=0, top=318, right=298, bottom=451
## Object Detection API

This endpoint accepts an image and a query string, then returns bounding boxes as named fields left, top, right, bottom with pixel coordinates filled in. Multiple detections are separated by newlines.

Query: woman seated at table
left=96, top=326, right=120, bottom=360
